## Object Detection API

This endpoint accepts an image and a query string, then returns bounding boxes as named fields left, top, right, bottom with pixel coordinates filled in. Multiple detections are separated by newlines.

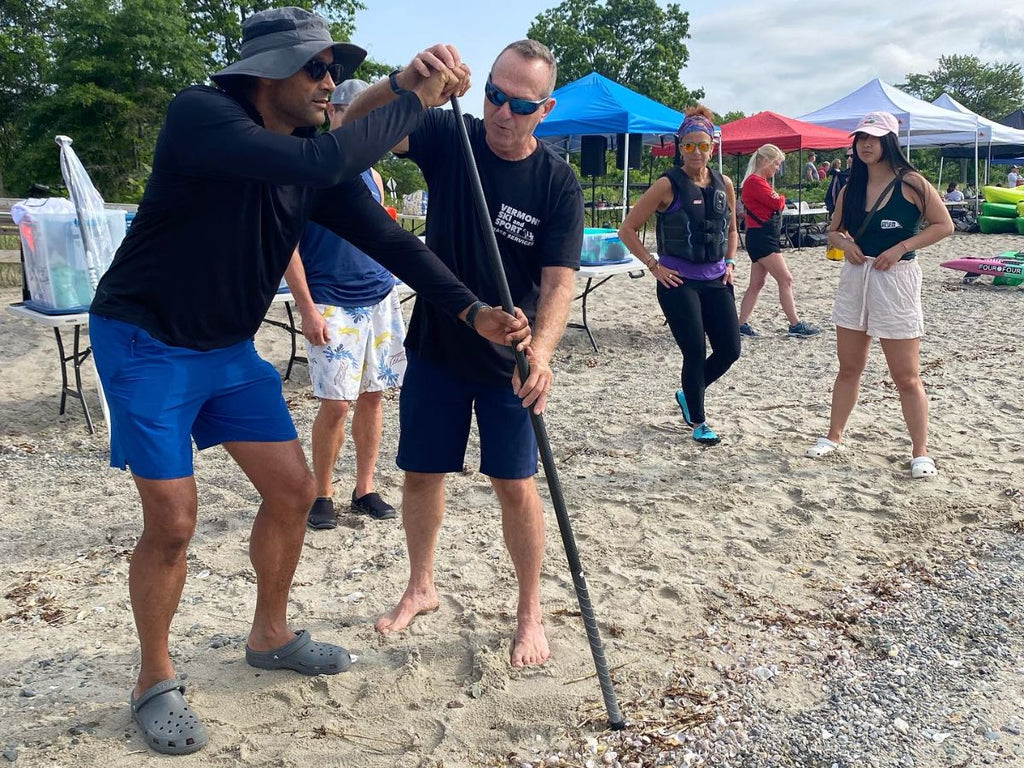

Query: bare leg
left=375, top=471, right=445, bottom=634
left=351, top=390, right=383, bottom=498
left=310, top=399, right=350, bottom=499
left=130, top=475, right=199, bottom=698
left=223, top=439, right=316, bottom=652
left=758, top=252, right=799, bottom=326
left=737, top=260, right=767, bottom=325
left=491, top=477, right=549, bottom=668
left=826, top=327, right=872, bottom=444
left=880, top=336, right=929, bottom=457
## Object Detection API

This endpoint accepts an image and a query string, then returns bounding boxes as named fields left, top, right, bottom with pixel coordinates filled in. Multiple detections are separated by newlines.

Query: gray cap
left=330, top=78, right=369, bottom=105
left=212, top=7, right=365, bottom=84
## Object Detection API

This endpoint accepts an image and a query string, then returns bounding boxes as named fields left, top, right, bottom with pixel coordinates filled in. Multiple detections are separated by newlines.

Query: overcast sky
left=353, top=0, right=1024, bottom=119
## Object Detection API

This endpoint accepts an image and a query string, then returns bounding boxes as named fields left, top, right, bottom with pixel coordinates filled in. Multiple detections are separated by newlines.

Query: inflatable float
left=982, top=185, right=1024, bottom=204
left=941, top=252, right=1024, bottom=285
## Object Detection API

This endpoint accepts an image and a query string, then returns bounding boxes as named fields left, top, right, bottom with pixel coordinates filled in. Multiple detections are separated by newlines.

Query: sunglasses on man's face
left=682, top=141, right=712, bottom=153
left=302, top=58, right=344, bottom=84
left=484, top=77, right=550, bottom=115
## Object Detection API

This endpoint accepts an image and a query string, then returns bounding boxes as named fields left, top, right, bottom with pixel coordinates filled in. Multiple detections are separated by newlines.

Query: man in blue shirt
left=285, top=79, right=404, bottom=528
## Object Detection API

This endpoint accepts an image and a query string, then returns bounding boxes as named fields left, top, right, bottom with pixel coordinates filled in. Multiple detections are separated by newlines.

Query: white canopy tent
left=929, top=93, right=1024, bottom=187
left=799, top=78, right=983, bottom=207
left=798, top=78, right=979, bottom=157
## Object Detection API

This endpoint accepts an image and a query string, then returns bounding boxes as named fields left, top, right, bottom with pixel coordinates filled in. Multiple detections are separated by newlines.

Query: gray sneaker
left=739, top=322, right=759, bottom=337
left=787, top=321, right=821, bottom=338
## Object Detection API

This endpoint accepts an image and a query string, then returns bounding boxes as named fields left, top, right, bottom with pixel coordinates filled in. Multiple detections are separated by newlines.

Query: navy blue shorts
left=89, top=314, right=297, bottom=480
left=397, top=351, right=538, bottom=480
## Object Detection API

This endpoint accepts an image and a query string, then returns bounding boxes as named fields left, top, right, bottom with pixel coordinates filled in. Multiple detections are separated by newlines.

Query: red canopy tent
left=651, top=110, right=849, bottom=157
left=718, top=111, right=851, bottom=154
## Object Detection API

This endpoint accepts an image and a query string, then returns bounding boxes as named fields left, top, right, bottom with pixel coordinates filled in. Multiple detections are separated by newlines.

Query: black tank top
left=855, top=180, right=921, bottom=260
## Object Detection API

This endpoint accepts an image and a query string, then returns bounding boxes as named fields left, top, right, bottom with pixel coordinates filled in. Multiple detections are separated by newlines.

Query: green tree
left=7, top=0, right=210, bottom=198
left=899, top=55, right=1024, bottom=118
left=527, top=0, right=703, bottom=110
left=0, top=0, right=51, bottom=195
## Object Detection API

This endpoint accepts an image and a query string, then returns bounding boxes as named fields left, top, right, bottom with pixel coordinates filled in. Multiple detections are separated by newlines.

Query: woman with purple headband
left=619, top=106, right=741, bottom=445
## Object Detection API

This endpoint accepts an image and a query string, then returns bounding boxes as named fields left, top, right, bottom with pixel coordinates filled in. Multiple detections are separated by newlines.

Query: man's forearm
left=342, top=78, right=399, bottom=125
left=529, top=268, right=575, bottom=363
left=283, top=251, right=318, bottom=316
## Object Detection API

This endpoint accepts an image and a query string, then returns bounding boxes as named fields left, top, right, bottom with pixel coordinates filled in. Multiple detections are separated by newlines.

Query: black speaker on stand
left=615, top=133, right=642, bottom=170
left=580, top=136, right=608, bottom=226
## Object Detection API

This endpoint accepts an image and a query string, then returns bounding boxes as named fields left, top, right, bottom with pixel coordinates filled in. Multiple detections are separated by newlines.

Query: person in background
left=737, top=143, right=820, bottom=339
left=943, top=182, right=964, bottom=202
left=818, top=160, right=829, bottom=180
left=825, top=147, right=853, bottom=217
left=805, top=111, right=953, bottom=479
left=805, top=153, right=819, bottom=183
left=285, top=78, right=406, bottom=530
left=619, top=105, right=741, bottom=446
left=1007, top=166, right=1020, bottom=187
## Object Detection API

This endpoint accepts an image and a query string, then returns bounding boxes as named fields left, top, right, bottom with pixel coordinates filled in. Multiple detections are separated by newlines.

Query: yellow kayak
left=982, top=185, right=1024, bottom=204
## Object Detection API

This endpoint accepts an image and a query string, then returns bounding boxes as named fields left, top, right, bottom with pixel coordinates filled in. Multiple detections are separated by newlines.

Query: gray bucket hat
left=212, top=6, right=366, bottom=84
left=330, top=79, right=369, bottom=105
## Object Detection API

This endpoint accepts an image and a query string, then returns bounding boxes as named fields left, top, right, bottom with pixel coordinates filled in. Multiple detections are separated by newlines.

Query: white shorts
left=831, top=258, right=923, bottom=339
left=306, top=289, right=407, bottom=401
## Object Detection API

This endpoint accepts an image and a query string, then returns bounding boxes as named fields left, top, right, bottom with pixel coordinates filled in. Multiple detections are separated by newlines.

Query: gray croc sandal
left=246, top=629, right=351, bottom=675
left=130, top=679, right=209, bottom=755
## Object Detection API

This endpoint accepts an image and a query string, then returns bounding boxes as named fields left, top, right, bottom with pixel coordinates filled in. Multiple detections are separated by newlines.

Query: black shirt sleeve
left=166, top=87, right=427, bottom=189
left=310, top=179, right=477, bottom=317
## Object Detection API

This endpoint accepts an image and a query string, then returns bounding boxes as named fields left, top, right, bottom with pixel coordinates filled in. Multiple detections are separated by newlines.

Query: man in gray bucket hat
left=89, top=5, right=530, bottom=756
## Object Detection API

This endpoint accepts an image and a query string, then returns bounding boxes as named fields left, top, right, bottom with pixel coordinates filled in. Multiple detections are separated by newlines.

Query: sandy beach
left=2, top=233, right=1023, bottom=767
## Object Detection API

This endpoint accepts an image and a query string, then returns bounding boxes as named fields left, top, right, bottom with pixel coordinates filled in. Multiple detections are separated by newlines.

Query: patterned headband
left=678, top=115, right=715, bottom=138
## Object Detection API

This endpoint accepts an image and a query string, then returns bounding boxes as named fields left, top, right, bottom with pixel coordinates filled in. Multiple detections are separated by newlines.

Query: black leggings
left=657, top=278, right=741, bottom=424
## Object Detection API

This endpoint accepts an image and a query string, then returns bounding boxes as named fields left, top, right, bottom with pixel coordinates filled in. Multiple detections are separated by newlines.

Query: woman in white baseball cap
left=805, top=111, right=953, bottom=479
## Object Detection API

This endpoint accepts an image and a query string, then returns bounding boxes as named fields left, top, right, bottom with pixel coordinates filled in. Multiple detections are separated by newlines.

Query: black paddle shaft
left=449, top=95, right=624, bottom=730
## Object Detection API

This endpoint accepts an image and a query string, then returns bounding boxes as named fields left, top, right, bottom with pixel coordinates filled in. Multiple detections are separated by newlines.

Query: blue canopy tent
left=532, top=73, right=701, bottom=217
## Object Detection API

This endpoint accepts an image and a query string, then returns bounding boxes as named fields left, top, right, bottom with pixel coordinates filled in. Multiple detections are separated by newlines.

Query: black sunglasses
left=484, top=76, right=550, bottom=116
left=302, top=58, right=344, bottom=84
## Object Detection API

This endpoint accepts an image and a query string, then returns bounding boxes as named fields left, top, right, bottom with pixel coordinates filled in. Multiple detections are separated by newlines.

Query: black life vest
left=655, top=167, right=730, bottom=264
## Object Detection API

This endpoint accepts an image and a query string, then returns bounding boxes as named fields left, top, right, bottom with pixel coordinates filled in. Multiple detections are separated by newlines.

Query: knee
left=891, top=372, right=923, bottom=393
left=492, top=477, right=539, bottom=510
left=265, top=468, right=317, bottom=516
left=140, top=508, right=197, bottom=560
left=358, top=390, right=383, bottom=407
left=778, top=270, right=794, bottom=290
left=750, top=274, right=767, bottom=291
left=836, top=361, right=865, bottom=381
left=404, top=471, right=445, bottom=498
left=318, top=398, right=350, bottom=424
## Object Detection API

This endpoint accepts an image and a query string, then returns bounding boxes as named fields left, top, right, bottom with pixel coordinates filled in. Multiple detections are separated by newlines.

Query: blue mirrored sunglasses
left=484, top=76, right=550, bottom=116
left=302, top=58, right=344, bottom=84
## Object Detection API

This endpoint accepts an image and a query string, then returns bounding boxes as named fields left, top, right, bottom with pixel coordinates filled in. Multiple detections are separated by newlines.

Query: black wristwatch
left=388, top=68, right=408, bottom=96
left=464, top=301, right=489, bottom=330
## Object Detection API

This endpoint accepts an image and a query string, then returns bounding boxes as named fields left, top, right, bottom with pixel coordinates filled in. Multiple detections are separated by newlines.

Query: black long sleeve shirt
left=91, top=85, right=476, bottom=350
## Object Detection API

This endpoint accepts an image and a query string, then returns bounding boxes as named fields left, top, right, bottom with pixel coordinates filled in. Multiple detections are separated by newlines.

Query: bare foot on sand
left=375, top=588, right=439, bottom=635
left=511, top=617, right=550, bottom=668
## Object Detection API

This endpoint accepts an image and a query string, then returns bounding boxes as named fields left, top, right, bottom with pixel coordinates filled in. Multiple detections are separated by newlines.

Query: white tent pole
left=905, top=119, right=911, bottom=162
left=938, top=156, right=944, bottom=188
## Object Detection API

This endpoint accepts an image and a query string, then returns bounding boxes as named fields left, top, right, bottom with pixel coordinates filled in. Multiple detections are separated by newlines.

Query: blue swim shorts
left=396, top=350, right=538, bottom=480
left=89, top=314, right=297, bottom=480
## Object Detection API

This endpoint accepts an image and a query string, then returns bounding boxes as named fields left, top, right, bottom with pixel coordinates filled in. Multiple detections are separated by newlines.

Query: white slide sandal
left=805, top=437, right=842, bottom=458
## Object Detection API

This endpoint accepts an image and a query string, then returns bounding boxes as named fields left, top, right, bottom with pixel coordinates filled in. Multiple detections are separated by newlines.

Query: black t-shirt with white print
left=402, top=108, right=583, bottom=384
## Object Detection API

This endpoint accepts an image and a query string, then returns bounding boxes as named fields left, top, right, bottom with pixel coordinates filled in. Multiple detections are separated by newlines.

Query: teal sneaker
left=693, top=423, right=720, bottom=445
left=675, top=389, right=695, bottom=426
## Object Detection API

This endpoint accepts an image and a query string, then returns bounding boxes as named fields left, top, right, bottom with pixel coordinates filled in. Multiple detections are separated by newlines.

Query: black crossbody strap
left=854, top=173, right=901, bottom=241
